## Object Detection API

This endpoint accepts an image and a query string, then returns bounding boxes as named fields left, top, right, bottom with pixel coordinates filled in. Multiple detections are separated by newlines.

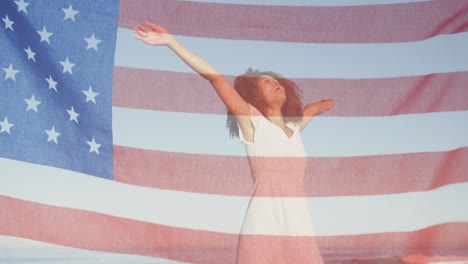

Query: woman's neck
left=264, top=107, right=285, bottom=127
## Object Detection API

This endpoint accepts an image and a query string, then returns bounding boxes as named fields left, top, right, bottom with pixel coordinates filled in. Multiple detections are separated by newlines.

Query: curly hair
left=226, top=68, right=303, bottom=138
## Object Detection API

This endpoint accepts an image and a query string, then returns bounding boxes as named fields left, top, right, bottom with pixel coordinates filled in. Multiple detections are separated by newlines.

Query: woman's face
left=256, top=75, right=286, bottom=107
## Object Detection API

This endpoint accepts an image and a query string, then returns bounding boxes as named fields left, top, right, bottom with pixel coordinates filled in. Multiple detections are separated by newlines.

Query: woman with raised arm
left=134, top=21, right=334, bottom=264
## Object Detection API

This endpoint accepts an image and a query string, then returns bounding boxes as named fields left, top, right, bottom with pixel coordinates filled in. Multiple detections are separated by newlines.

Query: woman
left=134, top=21, right=334, bottom=264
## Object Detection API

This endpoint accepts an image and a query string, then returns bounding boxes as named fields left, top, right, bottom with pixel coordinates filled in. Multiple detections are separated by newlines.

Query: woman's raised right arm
left=133, top=21, right=251, bottom=118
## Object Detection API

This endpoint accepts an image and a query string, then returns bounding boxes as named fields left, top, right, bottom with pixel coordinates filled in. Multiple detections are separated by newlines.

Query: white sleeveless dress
left=236, top=104, right=324, bottom=264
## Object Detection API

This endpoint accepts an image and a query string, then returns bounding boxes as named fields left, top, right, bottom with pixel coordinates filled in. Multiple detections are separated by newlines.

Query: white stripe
left=1, top=158, right=467, bottom=236
left=117, top=29, right=468, bottom=79
left=180, top=0, right=430, bottom=6
left=112, top=106, right=468, bottom=157
left=0, top=236, right=185, bottom=264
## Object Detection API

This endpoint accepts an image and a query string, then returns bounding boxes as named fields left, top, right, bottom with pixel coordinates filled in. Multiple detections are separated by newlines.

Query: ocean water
left=2, top=246, right=466, bottom=264
left=0, top=249, right=410, bottom=264
left=0, top=248, right=396, bottom=264
left=0, top=249, right=185, bottom=264
left=3, top=251, right=468, bottom=264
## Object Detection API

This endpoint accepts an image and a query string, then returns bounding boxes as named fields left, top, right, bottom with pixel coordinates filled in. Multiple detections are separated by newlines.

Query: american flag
left=1, top=0, right=468, bottom=263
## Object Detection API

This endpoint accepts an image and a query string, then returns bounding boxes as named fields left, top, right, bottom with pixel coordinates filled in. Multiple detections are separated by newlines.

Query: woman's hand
left=133, top=21, right=175, bottom=46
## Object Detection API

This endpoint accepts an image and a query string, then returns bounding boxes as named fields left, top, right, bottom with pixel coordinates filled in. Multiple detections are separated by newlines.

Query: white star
left=82, top=86, right=98, bottom=104
left=59, top=57, right=75, bottom=75
left=37, top=26, right=53, bottom=44
left=84, top=34, right=102, bottom=51
left=24, top=46, right=36, bottom=62
left=62, top=5, right=79, bottom=22
left=14, top=0, right=30, bottom=14
left=25, top=95, right=41, bottom=112
left=87, top=137, right=101, bottom=154
left=45, top=126, right=60, bottom=144
left=66, top=106, right=79, bottom=123
left=0, top=117, right=14, bottom=134
left=3, top=64, right=20, bottom=81
left=45, top=75, right=58, bottom=92
left=2, top=15, right=14, bottom=31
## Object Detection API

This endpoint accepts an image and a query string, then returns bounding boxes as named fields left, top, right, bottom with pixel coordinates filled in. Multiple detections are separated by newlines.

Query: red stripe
left=112, top=67, right=468, bottom=116
left=114, top=146, right=468, bottom=197
left=1, top=196, right=467, bottom=263
left=118, top=0, right=468, bottom=43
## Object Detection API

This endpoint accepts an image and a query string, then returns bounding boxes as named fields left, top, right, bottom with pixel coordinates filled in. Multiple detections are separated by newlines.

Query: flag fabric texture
left=1, top=0, right=468, bottom=263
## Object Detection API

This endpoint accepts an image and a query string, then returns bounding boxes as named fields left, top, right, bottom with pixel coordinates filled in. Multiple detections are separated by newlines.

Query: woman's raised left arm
left=299, top=99, right=334, bottom=130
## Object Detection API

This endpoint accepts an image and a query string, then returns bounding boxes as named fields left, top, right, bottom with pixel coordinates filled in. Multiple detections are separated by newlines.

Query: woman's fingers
left=145, top=21, right=166, bottom=33
left=135, top=28, right=148, bottom=37
left=135, top=22, right=167, bottom=35
left=135, top=24, right=150, bottom=33
left=145, top=21, right=158, bottom=29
